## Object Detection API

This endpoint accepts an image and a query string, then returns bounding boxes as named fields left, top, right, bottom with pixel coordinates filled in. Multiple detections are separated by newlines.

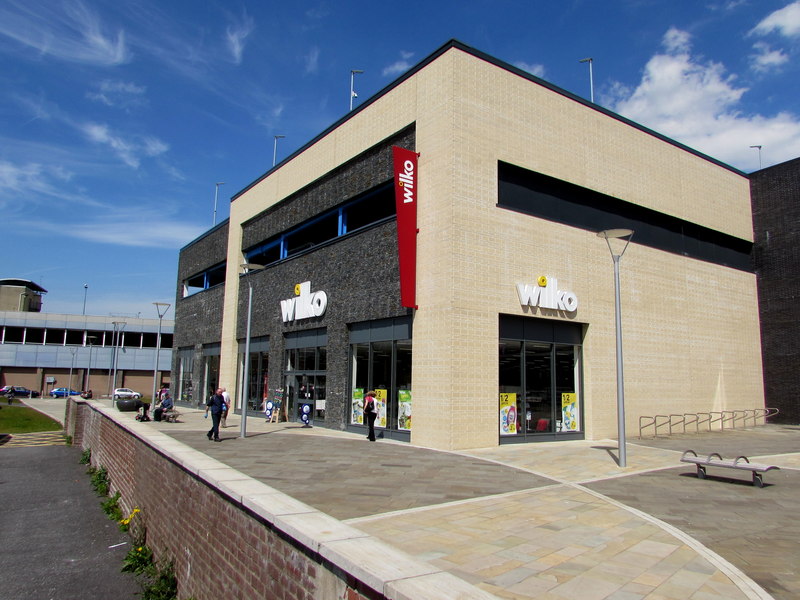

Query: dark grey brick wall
left=242, top=126, right=414, bottom=249
left=751, top=157, right=800, bottom=424
left=174, top=126, right=416, bottom=428
left=174, top=221, right=229, bottom=348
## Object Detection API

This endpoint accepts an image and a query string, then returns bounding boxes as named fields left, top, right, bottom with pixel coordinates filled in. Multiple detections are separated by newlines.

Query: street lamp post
left=749, top=145, right=763, bottom=170
left=597, top=229, right=634, bottom=467
left=240, top=263, right=265, bottom=439
left=151, top=303, right=171, bottom=405
left=109, top=321, right=126, bottom=402
left=350, top=69, right=363, bottom=111
left=273, top=135, right=285, bottom=167
left=213, top=182, right=225, bottom=227
left=579, top=57, right=594, bottom=103
left=108, top=322, right=120, bottom=398
left=85, top=336, right=96, bottom=392
left=82, top=284, right=88, bottom=315
left=68, top=347, right=77, bottom=396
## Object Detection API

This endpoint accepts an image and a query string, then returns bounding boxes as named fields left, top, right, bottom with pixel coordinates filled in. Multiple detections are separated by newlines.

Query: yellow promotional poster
left=561, top=392, right=578, bottom=431
left=351, top=388, right=364, bottom=425
left=398, top=390, right=412, bottom=430
left=375, top=389, right=388, bottom=428
left=499, top=393, right=517, bottom=435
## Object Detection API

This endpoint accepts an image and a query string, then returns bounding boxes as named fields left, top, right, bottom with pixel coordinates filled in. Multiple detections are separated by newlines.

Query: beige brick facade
left=219, top=43, right=763, bottom=451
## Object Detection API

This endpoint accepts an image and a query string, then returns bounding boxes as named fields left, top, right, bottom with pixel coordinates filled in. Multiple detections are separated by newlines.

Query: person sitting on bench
left=154, top=392, right=175, bottom=422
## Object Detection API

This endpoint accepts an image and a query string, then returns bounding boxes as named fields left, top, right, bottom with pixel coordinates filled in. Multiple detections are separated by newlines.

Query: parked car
left=50, top=388, right=79, bottom=398
left=113, top=388, right=142, bottom=400
left=1, top=386, right=40, bottom=397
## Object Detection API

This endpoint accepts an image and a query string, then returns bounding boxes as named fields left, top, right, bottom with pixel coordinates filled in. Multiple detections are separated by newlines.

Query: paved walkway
left=21, top=398, right=800, bottom=600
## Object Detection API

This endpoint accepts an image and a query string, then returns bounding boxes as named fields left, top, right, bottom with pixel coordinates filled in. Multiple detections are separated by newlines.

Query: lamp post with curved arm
left=597, top=228, right=634, bottom=467
left=151, top=302, right=171, bottom=406
left=240, top=263, right=265, bottom=439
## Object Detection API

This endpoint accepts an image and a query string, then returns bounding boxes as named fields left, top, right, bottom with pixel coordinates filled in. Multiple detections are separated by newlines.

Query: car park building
left=174, top=40, right=765, bottom=450
left=0, top=279, right=173, bottom=398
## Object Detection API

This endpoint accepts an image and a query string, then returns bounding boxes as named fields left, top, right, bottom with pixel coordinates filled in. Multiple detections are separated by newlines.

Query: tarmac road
left=0, top=442, right=140, bottom=600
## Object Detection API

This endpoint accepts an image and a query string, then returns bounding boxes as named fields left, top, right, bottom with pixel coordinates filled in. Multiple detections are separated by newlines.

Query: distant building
left=0, top=279, right=173, bottom=398
left=751, top=156, right=800, bottom=424
left=0, top=278, right=46, bottom=312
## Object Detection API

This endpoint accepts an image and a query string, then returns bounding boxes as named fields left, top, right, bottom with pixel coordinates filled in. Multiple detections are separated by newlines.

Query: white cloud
left=143, top=137, right=169, bottom=157
left=708, top=0, right=747, bottom=10
left=79, top=123, right=168, bottom=168
left=750, top=41, right=789, bottom=72
left=305, top=46, right=320, bottom=74
left=226, top=12, right=255, bottom=64
left=382, top=51, right=414, bottom=77
left=0, top=0, right=130, bottom=66
left=514, top=61, right=546, bottom=78
left=751, top=1, right=800, bottom=38
left=0, top=158, right=103, bottom=209
left=608, top=27, right=800, bottom=170
left=86, top=79, right=147, bottom=109
left=21, top=207, right=207, bottom=249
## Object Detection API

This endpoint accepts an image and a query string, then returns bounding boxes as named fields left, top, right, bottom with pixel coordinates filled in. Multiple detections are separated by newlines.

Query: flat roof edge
left=232, top=38, right=745, bottom=204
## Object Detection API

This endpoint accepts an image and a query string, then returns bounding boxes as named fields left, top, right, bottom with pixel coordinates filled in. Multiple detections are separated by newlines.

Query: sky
left=2, top=0, right=799, bottom=318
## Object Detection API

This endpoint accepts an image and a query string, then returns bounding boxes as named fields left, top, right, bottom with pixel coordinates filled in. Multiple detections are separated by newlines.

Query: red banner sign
left=393, top=146, right=418, bottom=309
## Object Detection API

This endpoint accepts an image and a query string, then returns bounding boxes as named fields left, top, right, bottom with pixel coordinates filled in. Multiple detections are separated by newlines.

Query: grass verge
left=0, top=404, right=62, bottom=433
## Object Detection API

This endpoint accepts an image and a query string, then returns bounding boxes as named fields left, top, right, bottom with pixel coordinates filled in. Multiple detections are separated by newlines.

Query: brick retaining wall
left=64, top=398, right=494, bottom=600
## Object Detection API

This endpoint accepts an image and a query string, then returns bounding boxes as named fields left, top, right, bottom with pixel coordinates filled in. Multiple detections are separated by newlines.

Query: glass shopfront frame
left=348, top=316, right=412, bottom=442
left=499, top=315, right=584, bottom=443
left=283, top=329, right=326, bottom=424
left=237, top=336, right=270, bottom=413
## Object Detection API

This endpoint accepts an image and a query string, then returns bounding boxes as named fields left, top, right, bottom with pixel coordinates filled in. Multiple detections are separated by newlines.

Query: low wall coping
left=75, top=399, right=499, bottom=599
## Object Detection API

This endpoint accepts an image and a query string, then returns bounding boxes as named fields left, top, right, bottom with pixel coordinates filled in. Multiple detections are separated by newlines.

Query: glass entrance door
left=524, top=343, right=553, bottom=434
left=499, top=339, right=582, bottom=441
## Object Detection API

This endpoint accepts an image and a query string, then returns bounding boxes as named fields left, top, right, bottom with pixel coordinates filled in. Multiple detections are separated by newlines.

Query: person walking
left=221, top=387, right=231, bottom=427
left=205, top=388, right=224, bottom=442
left=364, top=390, right=378, bottom=442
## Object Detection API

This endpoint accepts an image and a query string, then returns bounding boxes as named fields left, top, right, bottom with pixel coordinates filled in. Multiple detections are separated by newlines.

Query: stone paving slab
left=586, top=464, right=800, bottom=600
left=348, top=485, right=751, bottom=600
left=167, top=427, right=557, bottom=520
left=84, top=405, right=800, bottom=600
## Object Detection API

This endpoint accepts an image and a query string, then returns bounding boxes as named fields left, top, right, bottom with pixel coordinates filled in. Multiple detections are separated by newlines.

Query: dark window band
left=498, top=162, right=753, bottom=272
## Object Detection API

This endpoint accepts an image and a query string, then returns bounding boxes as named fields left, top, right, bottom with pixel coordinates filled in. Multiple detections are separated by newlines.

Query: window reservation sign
left=393, top=146, right=418, bottom=309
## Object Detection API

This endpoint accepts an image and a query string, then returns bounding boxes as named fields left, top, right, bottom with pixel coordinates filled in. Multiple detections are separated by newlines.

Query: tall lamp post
left=213, top=182, right=225, bottom=227
left=108, top=321, right=127, bottom=406
left=240, top=263, right=265, bottom=439
left=597, top=229, right=634, bottom=467
left=579, top=57, right=594, bottom=103
left=350, top=69, right=363, bottom=111
left=82, top=284, right=88, bottom=315
left=749, top=145, right=763, bottom=170
left=85, top=336, right=96, bottom=392
left=68, top=347, right=77, bottom=395
left=108, top=321, right=125, bottom=399
left=151, top=302, right=171, bottom=405
left=273, top=135, right=285, bottom=167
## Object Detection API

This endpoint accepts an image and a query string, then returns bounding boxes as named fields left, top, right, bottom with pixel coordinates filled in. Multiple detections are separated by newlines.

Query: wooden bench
left=681, top=450, right=780, bottom=487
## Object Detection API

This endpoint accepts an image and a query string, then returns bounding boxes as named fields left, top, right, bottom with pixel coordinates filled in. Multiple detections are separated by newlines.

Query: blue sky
left=2, top=0, right=799, bottom=318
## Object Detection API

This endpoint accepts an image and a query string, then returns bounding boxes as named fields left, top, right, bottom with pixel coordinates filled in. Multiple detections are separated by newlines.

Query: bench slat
left=680, top=449, right=780, bottom=487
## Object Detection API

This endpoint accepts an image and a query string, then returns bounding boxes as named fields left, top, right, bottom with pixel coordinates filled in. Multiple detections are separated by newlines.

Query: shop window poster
left=375, top=389, right=388, bottom=428
left=561, top=392, right=578, bottom=431
left=351, top=388, right=364, bottom=425
left=499, top=393, right=517, bottom=436
left=398, top=390, right=412, bottom=430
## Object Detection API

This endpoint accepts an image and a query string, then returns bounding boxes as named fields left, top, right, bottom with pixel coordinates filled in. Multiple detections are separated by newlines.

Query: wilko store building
left=173, top=40, right=764, bottom=450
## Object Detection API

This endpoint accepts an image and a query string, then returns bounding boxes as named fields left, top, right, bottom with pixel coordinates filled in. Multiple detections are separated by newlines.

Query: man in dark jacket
left=205, top=388, right=224, bottom=442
